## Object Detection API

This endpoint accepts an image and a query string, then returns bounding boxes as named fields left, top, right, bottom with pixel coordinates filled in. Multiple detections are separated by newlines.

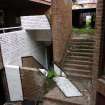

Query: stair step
left=43, top=87, right=89, bottom=105
left=65, top=56, right=93, bottom=61
left=64, top=68, right=91, bottom=75
left=70, top=49, right=95, bottom=53
left=62, top=38, right=95, bottom=80
left=70, top=52, right=94, bottom=57
left=68, top=44, right=95, bottom=49
left=64, top=59, right=93, bottom=65
left=64, top=64, right=92, bottom=70
left=71, top=38, right=95, bottom=42
left=70, top=42, right=95, bottom=46
left=66, top=72, right=92, bottom=79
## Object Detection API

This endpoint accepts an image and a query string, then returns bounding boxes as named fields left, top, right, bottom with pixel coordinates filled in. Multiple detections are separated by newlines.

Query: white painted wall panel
left=0, top=30, right=46, bottom=67
left=21, top=15, right=51, bottom=30
left=5, top=65, right=23, bottom=101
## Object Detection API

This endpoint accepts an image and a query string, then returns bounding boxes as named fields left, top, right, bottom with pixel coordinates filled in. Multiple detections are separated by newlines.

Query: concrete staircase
left=42, top=38, right=94, bottom=105
left=43, top=87, right=90, bottom=105
left=63, top=38, right=95, bottom=80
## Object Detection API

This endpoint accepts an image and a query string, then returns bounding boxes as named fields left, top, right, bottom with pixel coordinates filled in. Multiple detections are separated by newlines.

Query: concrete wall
left=0, top=30, right=47, bottom=67
left=0, top=15, right=52, bottom=102
left=21, top=15, right=52, bottom=42
left=0, top=30, right=48, bottom=101
left=21, top=15, right=51, bottom=30
left=51, top=0, right=72, bottom=64
left=26, top=30, right=51, bottom=42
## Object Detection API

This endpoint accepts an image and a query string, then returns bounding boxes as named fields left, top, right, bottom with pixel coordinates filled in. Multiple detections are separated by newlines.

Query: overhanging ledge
left=30, top=0, right=51, bottom=5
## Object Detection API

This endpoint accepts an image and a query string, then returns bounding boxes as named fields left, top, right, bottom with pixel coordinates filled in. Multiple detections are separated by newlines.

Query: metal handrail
left=0, top=26, right=22, bottom=33
left=0, top=26, right=22, bottom=31
left=30, top=0, right=51, bottom=5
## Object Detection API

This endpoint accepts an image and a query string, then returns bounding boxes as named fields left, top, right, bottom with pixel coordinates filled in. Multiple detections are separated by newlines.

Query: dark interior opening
left=96, top=93, right=105, bottom=105
left=0, top=69, right=7, bottom=105
left=98, top=0, right=105, bottom=76
left=72, top=8, right=96, bottom=28
left=46, top=44, right=54, bottom=69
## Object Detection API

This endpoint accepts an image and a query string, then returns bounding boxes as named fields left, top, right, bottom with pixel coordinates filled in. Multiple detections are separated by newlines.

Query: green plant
left=72, top=27, right=95, bottom=35
left=44, top=70, right=57, bottom=94
left=47, top=70, right=57, bottom=79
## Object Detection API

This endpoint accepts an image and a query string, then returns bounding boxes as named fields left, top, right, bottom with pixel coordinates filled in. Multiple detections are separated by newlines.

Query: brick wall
left=22, top=56, right=44, bottom=68
left=92, top=0, right=104, bottom=105
left=20, top=67, right=45, bottom=102
left=51, top=0, right=72, bottom=64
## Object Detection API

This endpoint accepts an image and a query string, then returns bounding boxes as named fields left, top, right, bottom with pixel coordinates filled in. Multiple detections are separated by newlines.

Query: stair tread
left=71, top=51, right=94, bottom=54
left=62, top=38, right=94, bottom=80
left=64, top=68, right=91, bottom=73
left=71, top=40, right=95, bottom=42
left=69, top=44, right=95, bottom=47
left=67, top=72, right=92, bottom=78
left=66, top=57, right=93, bottom=62
left=44, top=87, right=90, bottom=105
left=64, top=69, right=91, bottom=76
left=64, top=60, right=93, bottom=65
left=69, top=52, right=94, bottom=57
left=67, top=55, right=93, bottom=59
left=70, top=48, right=95, bottom=51
left=72, top=37, right=95, bottom=40
left=69, top=46, right=95, bottom=49
left=64, top=64, right=92, bottom=70
left=71, top=39, right=95, bottom=42
left=64, top=59, right=93, bottom=63
left=70, top=42, right=95, bottom=45
left=64, top=63, right=89, bottom=66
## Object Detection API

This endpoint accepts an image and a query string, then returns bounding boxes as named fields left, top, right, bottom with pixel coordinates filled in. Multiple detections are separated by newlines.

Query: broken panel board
left=53, top=77, right=82, bottom=97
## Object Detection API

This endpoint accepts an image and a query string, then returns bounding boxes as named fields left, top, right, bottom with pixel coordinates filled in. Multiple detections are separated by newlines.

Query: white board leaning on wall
left=5, top=65, right=23, bottom=101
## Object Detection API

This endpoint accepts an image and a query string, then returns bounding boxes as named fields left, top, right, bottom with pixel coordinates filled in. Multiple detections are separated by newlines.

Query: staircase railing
left=0, top=26, right=22, bottom=34
left=30, top=0, right=51, bottom=5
